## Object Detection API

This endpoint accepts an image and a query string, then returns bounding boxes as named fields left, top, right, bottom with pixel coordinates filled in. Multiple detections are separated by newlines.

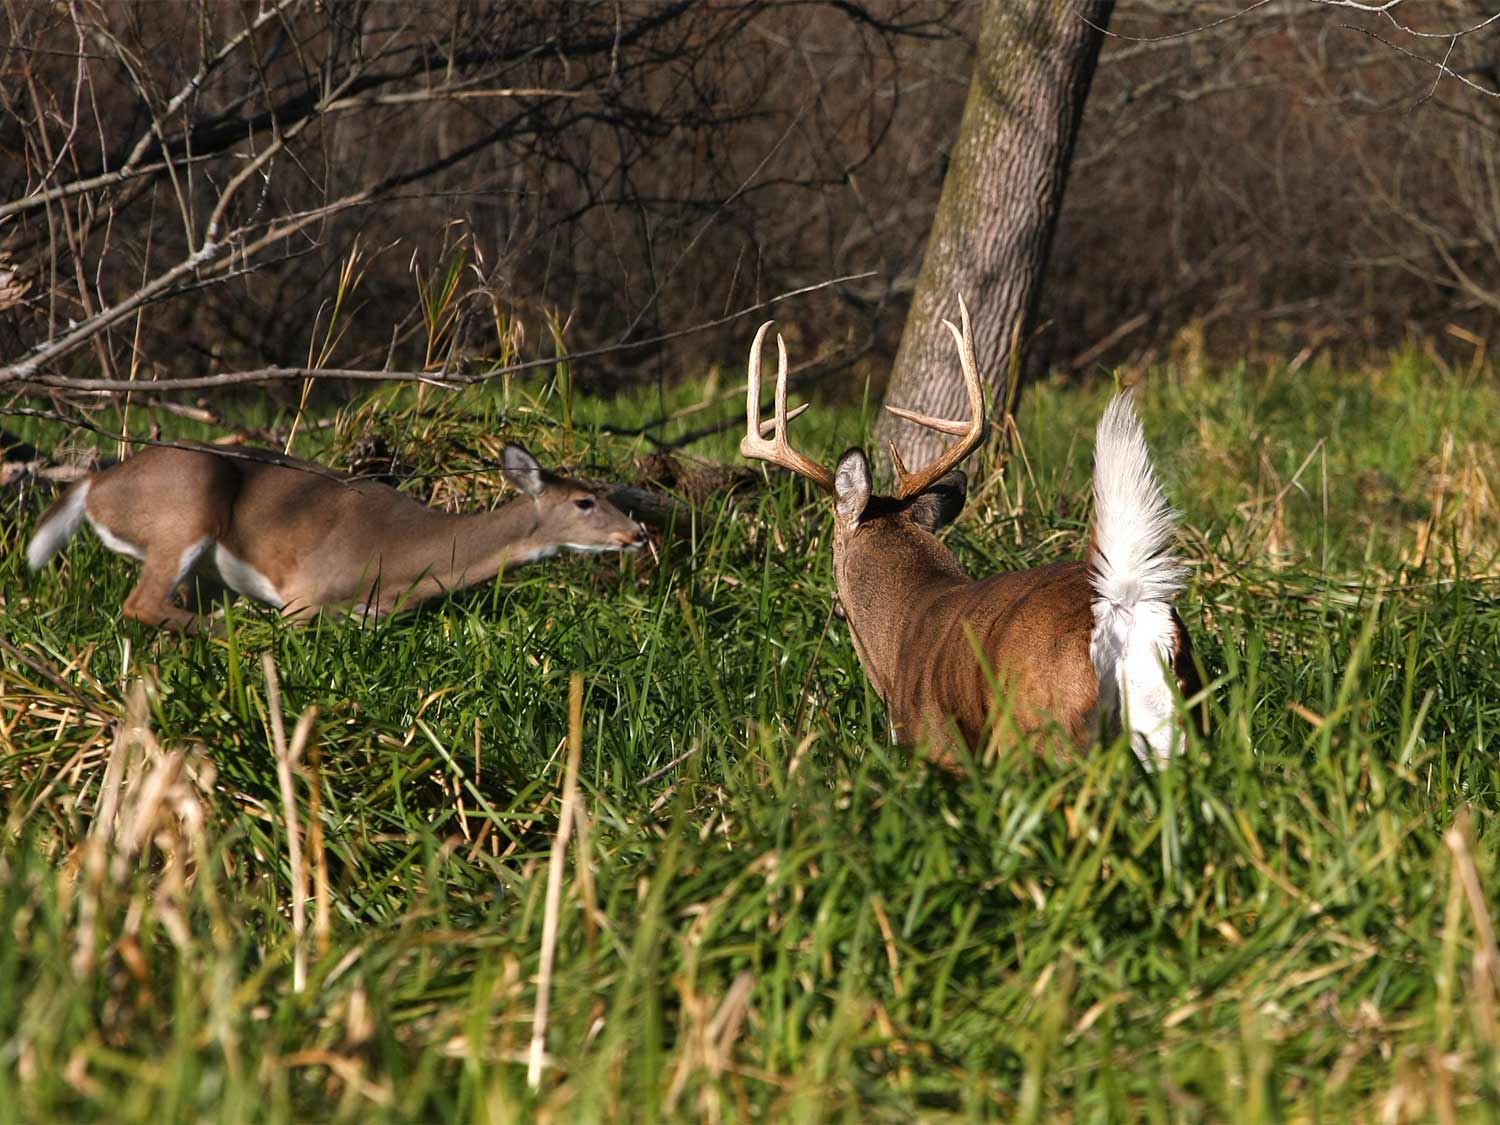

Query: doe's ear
left=501, top=443, right=546, bottom=497
left=834, top=448, right=871, bottom=525
left=906, top=469, right=967, bottom=533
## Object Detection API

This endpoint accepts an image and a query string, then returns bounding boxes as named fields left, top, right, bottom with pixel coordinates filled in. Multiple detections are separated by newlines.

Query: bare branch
left=2, top=273, right=875, bottom=392
left=1082, top=0, right=1281, bottom=45
left=1340, top=24, right=1500, bottom=97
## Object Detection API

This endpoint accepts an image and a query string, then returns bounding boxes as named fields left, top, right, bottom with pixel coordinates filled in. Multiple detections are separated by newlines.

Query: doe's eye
left=574, top=497, right=596, bottom=512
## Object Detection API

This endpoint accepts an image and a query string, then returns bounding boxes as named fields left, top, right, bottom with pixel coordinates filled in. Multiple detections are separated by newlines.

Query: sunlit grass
left=2, top=357, right=1498, bottom=1121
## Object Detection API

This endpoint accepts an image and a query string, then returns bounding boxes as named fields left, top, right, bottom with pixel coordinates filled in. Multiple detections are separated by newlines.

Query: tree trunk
left=878, top=0, right=1113, bottom=472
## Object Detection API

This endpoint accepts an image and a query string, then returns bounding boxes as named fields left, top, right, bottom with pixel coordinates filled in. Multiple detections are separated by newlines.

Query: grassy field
left=2, top=355, right=1499, bottom=1121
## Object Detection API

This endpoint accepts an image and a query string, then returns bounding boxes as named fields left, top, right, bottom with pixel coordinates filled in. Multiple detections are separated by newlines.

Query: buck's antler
left=883, top=296, right=988, bottom=499
left=740, top=321, right=835, bottom=492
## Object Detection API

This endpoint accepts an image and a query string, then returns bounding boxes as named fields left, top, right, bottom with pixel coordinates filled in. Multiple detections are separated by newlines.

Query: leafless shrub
left=0, top=1, right=966, bottom=401
left=4, top=0, right=1499, bottom=411
left=1047, top=0, right=1500, bottom=370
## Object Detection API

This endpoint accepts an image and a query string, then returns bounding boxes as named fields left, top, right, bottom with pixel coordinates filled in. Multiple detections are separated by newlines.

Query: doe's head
left=501, top=443, right=649, bottom=554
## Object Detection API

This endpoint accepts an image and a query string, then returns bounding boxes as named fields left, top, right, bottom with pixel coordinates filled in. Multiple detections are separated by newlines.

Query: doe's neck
left=406, top=493, right=551, bottom=581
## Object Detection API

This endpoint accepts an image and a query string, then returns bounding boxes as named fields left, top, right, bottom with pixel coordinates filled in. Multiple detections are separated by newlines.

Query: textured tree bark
left=878, top=0, right=1113, bottom=472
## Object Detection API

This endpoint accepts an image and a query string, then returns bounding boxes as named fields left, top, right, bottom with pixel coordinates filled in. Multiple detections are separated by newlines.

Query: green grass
left=2, top=357, right=1499, bottom=1121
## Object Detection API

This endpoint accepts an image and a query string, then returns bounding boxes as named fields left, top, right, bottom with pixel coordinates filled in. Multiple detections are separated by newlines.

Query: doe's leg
left=121, top=537, right=214, bottom=633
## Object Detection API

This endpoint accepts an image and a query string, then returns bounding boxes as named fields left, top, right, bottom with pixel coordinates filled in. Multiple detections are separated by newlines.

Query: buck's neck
left=833, top=525, right=969, bottom=702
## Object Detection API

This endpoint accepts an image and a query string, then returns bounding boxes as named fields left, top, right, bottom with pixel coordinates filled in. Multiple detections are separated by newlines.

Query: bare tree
left=876, top=0, right=1500, bottom=473
left=877, top=0, right=1113, bottom=470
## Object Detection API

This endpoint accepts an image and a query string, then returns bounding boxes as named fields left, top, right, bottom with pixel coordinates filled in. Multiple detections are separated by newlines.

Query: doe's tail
left=25, top=480, right=91, bottom=570
left=1087, top=394, right=1189, bottom=766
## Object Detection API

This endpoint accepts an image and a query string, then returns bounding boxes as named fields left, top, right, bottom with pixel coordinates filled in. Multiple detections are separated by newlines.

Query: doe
left=740, top=300, right=1203, bottom=768
left=26, top=441, right=648, bottom=631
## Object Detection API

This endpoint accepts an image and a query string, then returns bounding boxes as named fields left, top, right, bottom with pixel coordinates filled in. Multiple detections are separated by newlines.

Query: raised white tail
left=1088, top=394, right=1190, bottom=766
left=26, top=480, right=91, bottom=571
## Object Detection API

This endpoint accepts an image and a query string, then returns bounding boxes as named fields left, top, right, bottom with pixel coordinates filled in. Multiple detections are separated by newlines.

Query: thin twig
left=640, top=743, right=704, bottom=786
left=264, top=654, right=313, bottom=994
left=308, top=741, right=331, bottom=959
left=1445, top=808, right=1500, bottom=993
left=0, top=636, right=96, bottom=709
left=528, top=671, right=585, bottom=1089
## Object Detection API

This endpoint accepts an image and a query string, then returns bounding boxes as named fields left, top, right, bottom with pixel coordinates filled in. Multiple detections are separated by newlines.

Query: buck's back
left=891, top=561, right=1099, bottom=752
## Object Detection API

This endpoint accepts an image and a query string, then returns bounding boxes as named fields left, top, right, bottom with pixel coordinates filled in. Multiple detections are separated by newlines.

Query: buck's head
left=501, top=444, right=650, bottom=554
left=829, top=451, right=968, bottom=573
left=739, top=297, right=986, bottom=591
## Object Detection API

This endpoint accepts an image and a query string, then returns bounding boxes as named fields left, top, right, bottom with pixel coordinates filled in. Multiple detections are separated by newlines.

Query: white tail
left=26, top=479, right=91, bottom=570
left=1088, top=393, right=1189, bottom=767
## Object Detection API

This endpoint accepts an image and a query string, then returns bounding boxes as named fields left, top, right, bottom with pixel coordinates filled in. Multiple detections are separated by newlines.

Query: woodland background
left=5, top=0, right=1500, bottom=406
left=5, top=5, right=1500, bottom=1119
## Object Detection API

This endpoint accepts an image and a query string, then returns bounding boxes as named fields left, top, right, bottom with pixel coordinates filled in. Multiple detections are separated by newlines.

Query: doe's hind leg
left=122, top=537, right=215, bottom=633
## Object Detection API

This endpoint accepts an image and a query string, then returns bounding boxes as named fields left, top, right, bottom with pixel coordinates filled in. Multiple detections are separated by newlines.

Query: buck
left=26, top=441, right=649, bottom=631
left=741, top=300, right=1202, bottom=767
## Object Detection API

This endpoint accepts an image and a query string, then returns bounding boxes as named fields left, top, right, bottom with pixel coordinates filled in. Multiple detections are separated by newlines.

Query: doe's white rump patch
left=172, top=537, right=214, bottom=588
left=90, top=519, right=145, bottom=561
left=213, top=544, right=286, bottom=608
left=1089, top=600, right=1184, bottom=767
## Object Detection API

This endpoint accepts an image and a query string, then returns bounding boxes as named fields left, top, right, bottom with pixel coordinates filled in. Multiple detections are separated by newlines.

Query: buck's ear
left=502, top=443, right=546, bottom=496
left=907, top=469, right=967, bottom=533
left=834, top=448, right=871, bottom=524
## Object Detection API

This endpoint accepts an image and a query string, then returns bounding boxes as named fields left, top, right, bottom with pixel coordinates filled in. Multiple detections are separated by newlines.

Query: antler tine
left=740, top=322, right=835, bottom=492
left=759, top=403, right=808, bottom=435
left=741, top=321, right=807, bottom=437
left=743, top=320, right=772, bottom=444
left=774, top=334, right=791, bottom=443
left=885, top=294, right=989, bottom=499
